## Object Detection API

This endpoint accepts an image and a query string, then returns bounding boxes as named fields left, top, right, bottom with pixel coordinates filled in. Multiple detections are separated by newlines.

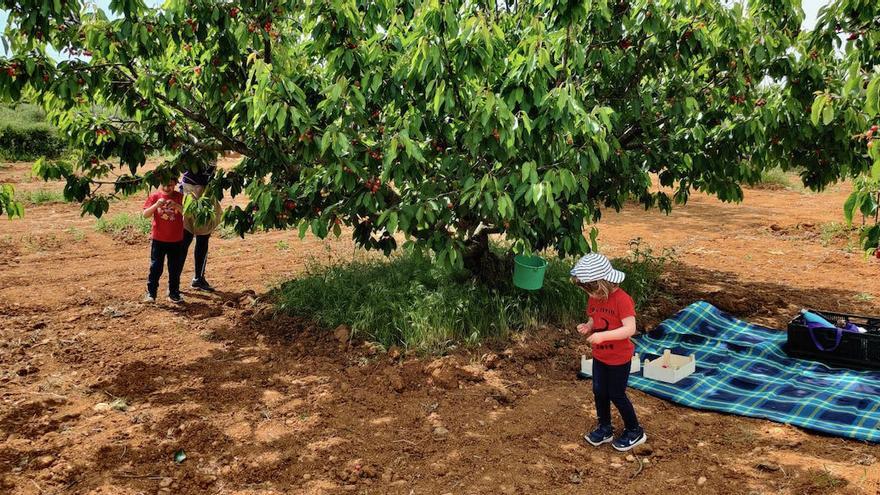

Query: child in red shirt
left=143, top=179, right=185, bottom=303
left=571, top=253, right=646, bottom=452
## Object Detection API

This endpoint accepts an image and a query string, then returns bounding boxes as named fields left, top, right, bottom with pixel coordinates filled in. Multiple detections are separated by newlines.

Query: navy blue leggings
left=182, top=229, right=210, bottom=281
left=147, top=240, right=184, bottom=297
left=592, top=359, right=640, bottom=430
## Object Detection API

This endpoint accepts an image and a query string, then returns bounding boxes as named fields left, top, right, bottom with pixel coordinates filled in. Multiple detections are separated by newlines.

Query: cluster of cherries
left=365, top=178, right=382, bottom=194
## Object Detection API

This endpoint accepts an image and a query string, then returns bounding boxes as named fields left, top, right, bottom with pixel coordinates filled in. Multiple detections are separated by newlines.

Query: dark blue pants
left=147, top=240, right=184, bottom=297
left=593, top=360, right=640, bottom=431
left=182, top=229, right=210, bottom=282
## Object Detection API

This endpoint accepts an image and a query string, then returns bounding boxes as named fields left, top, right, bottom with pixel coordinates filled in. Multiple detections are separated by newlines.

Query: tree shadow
left=641, top=261, right=880, bottom=330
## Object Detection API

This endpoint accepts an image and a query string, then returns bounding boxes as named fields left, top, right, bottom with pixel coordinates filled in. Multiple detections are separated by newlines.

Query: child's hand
left=587, top=332, right=606, bottom=346
left=576, top=323, right=593, bottom=335
left=156, top=198, right=166, bottom=206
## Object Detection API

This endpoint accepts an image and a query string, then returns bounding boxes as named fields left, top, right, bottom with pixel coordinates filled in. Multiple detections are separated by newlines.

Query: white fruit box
left=579, top=354, right=641, bottom=377
left=641, top=349, right=696, bottom=384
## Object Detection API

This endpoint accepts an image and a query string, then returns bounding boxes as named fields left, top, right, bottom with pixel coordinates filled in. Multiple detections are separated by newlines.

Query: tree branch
left=115, top=64, right=253, bottom=157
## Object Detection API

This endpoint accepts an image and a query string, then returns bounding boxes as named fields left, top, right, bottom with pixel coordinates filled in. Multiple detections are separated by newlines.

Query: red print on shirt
left=587, top=288, right=636, bottom=365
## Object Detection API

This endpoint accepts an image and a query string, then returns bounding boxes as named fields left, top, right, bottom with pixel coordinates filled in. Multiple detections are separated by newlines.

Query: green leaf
left=810, top=95, right=827, bottom=127
left=521, top=161, right=532, bottom=183
left=843, top=191, right=858, bottom=225
left=867, top=76, right=880, bottom=117
left=871, top=160, right=880, bottom=180
left=521, top=112, right=532, bottom=134
left=822, top=104, right=834, bottom=125
left=387, top=212, right=398, bottom=234
left=433, top=80, right=445, bottom=114
left=843, top=62, right=860, bottom=95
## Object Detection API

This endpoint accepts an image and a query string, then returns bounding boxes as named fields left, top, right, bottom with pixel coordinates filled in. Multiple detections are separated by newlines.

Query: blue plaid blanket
left=627, top=301, right=880, bottom=443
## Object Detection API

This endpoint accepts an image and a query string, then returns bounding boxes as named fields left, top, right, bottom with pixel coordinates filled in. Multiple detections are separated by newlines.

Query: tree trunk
left=462, top=231, right=512, bottom=287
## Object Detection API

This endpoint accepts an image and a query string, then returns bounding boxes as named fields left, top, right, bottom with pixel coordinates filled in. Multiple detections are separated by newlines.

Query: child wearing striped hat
left=571, top=253, right=647, bottom=452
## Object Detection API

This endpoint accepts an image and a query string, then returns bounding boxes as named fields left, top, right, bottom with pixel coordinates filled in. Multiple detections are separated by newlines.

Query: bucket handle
left=806, top=322, right=843, bottom=352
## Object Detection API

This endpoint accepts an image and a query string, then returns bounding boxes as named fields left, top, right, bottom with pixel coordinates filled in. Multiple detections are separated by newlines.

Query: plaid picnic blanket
left=627, top=301, right=880, bottom=443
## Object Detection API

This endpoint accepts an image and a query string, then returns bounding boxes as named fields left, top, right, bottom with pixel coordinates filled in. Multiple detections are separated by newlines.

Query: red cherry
left=872, top=125, right=879, bottom=132
left=230, top=7, right=239, bottom=18
left=284, top=199, right=296, bottom=211
left=194, top=66, right=202, bottom=76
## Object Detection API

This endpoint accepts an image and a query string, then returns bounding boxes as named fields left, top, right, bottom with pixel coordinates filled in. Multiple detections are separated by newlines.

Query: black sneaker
left=584, top=424, right=614, bottom=447
left=191, top=278, right=215, bottom=292
left=612, top=427, right=647, bottom=452
left=143, top=292, right=156, bottom=303
left=168, top=293, right=184, bottom=304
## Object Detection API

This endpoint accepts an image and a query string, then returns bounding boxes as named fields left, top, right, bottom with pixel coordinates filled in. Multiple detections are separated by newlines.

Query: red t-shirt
left=587, top=288, right=636, bottom=365
left=143, top=191, right=184, bottom=242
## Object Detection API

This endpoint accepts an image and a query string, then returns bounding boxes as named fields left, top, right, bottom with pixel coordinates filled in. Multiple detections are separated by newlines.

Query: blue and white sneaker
left=612, top=427, right=647, bottom=451
left=584, top=424, right=614, bottom=447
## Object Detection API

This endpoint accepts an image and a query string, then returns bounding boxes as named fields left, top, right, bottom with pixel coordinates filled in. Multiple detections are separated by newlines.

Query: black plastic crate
left=785, top=310, right=880, bottom=371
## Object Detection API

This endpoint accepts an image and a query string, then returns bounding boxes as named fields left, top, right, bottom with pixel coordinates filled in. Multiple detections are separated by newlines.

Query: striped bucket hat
left=570, top=253, right=625, bottom=284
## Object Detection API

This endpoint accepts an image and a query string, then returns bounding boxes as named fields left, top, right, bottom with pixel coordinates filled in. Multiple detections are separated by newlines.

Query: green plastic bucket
left=513, top=255, right=548, bottom=290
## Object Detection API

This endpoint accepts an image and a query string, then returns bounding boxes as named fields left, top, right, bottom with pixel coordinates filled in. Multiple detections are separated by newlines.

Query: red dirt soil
left=1, top=159, right=878, bottom=494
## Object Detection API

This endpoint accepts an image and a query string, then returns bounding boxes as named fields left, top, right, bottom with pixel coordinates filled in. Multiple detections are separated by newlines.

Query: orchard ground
left=1, top=157, right=879, bottom=495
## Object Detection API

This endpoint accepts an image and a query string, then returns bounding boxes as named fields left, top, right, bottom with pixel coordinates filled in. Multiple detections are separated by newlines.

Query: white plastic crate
left=642, top=349, right=696, bottom=383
